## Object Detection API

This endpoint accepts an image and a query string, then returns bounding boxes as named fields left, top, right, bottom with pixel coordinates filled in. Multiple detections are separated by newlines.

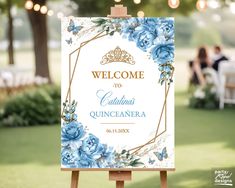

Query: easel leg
left=116, top=181, right=124, bottom=188
left=109, top=171, right=131, bottom=188
left=71, top=171, right=79, bottom=188
left=160, top=171, right=167, bottom=188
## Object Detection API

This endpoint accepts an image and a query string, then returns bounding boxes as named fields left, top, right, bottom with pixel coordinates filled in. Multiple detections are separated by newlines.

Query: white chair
left=218, top=61, right=235, bottom=109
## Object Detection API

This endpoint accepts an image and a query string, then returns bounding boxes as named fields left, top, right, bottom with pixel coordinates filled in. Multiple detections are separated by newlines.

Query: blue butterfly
left=65, top=37, right=72, bottom=45
left=67, top=19, right=83, bottom=35
left=154, top=147, right=168, bottom=161
left=148, top=158, right=155, bottom=165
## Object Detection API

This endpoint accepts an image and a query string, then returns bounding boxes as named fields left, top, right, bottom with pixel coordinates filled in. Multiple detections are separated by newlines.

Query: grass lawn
left=0, top=92, right=235, bottom=188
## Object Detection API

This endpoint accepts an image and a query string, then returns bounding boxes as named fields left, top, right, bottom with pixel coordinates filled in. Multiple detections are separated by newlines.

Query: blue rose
left=77, top=141, right=113, bottom=168
left=77, top=148, right=94, bottom=168
left=96, top=144, right=114, bottom=168
left=121, top=18, right=158, bottom=51
left=142, top=18, right=159, bottom=33
left=151, top=43, right=174, bottom=64
left=61, top=121, right=85, bottom=142
left=121, top=18, right=140, bottom=41
left=131, top=18, right=158, bottom=51
left=132, top=25, right=157, bottom=52
left=159, top=19, right=174, bottom=40
left=61, top=148, right=77, bottom=167
left=81, top=134, right=103, bottom=157
left=77, top=134, right=109, bottom=168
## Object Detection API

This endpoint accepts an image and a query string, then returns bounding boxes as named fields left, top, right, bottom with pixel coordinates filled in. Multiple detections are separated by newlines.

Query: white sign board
left=61, top=17, right=174, bottom=170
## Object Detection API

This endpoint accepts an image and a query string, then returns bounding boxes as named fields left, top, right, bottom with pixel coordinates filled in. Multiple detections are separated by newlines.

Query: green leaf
left=129, top=159, right=144, bottom=167
left=91, top=18, right=107, bottom=26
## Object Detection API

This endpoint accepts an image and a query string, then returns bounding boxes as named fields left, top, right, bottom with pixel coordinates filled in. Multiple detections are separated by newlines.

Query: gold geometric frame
left=61, top=30, right=174, bottom=170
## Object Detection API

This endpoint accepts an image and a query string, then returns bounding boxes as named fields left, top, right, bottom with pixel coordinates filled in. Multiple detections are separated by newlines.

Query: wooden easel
left=69, top=4, right=168, bottom=188
left=109, top=171, right=131, bottom=188
left=109, top=171, right=167, bottom=188
left=70, top=170, right=167, bottom=188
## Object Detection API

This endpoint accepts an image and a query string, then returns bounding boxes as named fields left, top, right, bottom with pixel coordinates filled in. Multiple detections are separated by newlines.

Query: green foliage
left=191, top=27, right=222, bottom=47
left=0, top=85, right=61, bottom=127
left=142, top=0, right=197, bottom=17
left=61, top=100, right=77, bottom=123
left=115, top=149, right=144, bottom=167
left=0, top=0, right=24, bottom=12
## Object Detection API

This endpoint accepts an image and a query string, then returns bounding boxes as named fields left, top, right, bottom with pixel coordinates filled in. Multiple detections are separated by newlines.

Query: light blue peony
left=76, top=134, right=114, bottom=168
left=132, top=26, right=157, bottom=51
left=142, top=18, right=159, bottom=32
left=95, top=144, right=114, bottom=168
left=61, top=121, right=85, bottom=142
left=81, top=134, right=103, bottom=157
left=77, top=148, right=94, bottom=168
left=151, top=43, right=174, bottom=64
left=121, top=18, right=140, bottom=41
left=158, top=19, right=174, bottom=40
left=61, top=148, right=77, bottom=167
left=131, top=18, right=158, bottom=51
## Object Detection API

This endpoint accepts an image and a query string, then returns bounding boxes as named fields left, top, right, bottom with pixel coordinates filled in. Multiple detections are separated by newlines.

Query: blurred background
left=0, top=0, right=235, bottom=187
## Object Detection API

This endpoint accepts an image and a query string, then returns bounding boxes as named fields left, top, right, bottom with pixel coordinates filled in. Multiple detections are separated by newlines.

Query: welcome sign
left=61, top=17, right=174, bottom=170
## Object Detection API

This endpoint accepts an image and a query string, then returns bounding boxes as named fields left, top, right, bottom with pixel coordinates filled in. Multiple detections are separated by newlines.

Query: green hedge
left=0, top=85, right=61, bottom=127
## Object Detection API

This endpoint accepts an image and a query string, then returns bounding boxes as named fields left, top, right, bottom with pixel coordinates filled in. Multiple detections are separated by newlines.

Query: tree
left=6, top=0, right=14, bottom=65
left=0, top=0, right=17, bottom=65
left=27, top=0, right=51, bottom=83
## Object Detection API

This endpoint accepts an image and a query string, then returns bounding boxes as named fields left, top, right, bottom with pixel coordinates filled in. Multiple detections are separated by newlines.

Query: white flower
left=205, top=75, right=214, bottom=84
left=194, top=88, right=205, bottom=99
left=210, top=86, right=217, bottom=94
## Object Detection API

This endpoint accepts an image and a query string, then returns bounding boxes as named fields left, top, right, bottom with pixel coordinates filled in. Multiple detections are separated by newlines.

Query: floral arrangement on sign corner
left=91, top=17, right=175, bottom=85
left=61, top=100, right=144, bottom=168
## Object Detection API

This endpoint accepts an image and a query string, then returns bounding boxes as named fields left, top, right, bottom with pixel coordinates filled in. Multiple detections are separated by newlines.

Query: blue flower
left=158, top=19, right=174, bottom=40
left=151, top=43, right=174, bottom=64
left=158, top=64, right=172, bottom=73
left=76, top=134, right=114, bottom=168
left=132, top=26, right=157, bottom=51
left=121, top=18, right=140, bottom=41
left=142, top=18, right=159, bottom=33
left=81, top=134, right=103, bottom=157
left=61, top=148, right=77, bottom=167
left=121, top=18, right=159, bottom=51
left=73, top=114, right=78, bottom=121
left=77, top=142, right=114, bottom=168
left=65, top=113, right=71, bottom=121
left=77, top=148, right=94, bottom=168
left=131, top=19, right=158, bottom=51
left=61, top=121, right=85, bottom=142
left=96, top=144, right=114, bottom=168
